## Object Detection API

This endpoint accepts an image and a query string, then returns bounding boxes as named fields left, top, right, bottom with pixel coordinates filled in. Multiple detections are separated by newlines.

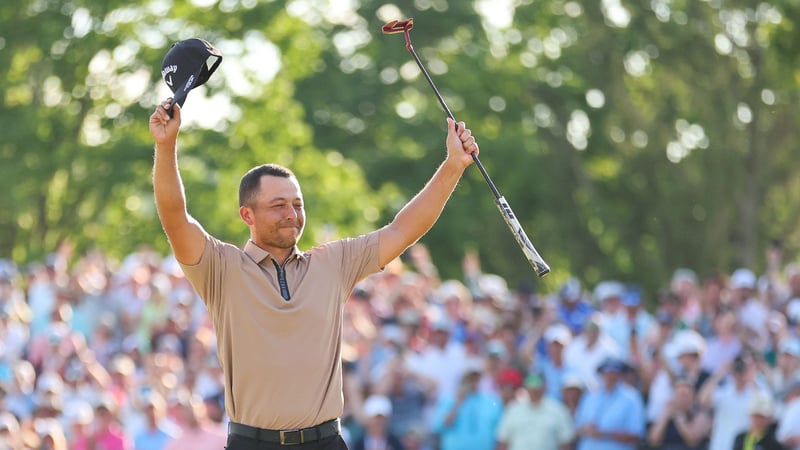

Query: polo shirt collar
left=243, top=240, right=307, bottom=265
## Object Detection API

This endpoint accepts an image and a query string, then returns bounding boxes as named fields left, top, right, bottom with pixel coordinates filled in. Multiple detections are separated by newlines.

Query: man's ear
left=239, top=206, right=254, bottom=226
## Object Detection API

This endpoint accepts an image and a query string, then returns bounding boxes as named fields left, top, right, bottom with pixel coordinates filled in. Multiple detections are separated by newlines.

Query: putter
left=383, top=18, right=550, bottom=277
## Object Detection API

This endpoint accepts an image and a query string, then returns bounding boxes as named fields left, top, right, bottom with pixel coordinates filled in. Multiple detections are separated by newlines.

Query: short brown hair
left=238, top=164, right=295, bottom=207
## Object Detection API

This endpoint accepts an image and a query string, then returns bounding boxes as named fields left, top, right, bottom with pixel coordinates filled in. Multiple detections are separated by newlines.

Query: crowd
left=1, top=241, right=800, bottom=450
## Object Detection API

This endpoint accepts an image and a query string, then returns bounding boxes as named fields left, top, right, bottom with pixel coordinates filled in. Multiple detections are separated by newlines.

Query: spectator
left=533, top=323, right=573, bottom=400
left=556, top=278, right=594, bottom=335
left=671, top=268, right=701, bottom=328
left=560, top=373, right=585, bottom=420
left=5, top=360, right=36, bottom=421
left=496, top=367, right=524, bottom=406
left=33, top=417, right=68, bottom=450
left=776, top=380, right=800, bottom=450
left=372, top=354, right=434, bottom=439
left=575, top=357, right=645, bottom=450
left=405, top=317, right=467, bottom=403
left=431, top=361, right=503, bottom=450
left=647, top=376, right=711, bottom=450
left=164, top=392, right=226, bottom=450
left=647, top=330, right=710, bottom=424
left=730, top=268, right=769, bottom=340
left=134, top=391, right=178, bottom=450
left=64, top=401, right=94, bottom=450
left=620, top=287, right=655, bottom=365
left=89, top=401, right=133, bottom=450
left=495, top=372, right=575, bottom=450
left=0, top=411, right=22, bottom=450
left=732, top=391, right=783, bottom=450
left=564, top=314, right=622, bottom=390
left=696, top=271, right=727, bottom=338
left=701, top=310, right=743, bottom=373
left=352, top=395, right=405, bottom=450
left=768, top=338, right=800, bottom=398
left=594, top=282, right=629, bottom=355
left=699, top=354, right=769, bottom=450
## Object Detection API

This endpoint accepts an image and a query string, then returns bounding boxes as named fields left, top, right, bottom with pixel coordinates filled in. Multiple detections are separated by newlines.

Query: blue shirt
left=134, top=428, right=172, bottom=450
left=558, top=301, right=595, bottom=334
left=575, top=382, right=645, bottom=450
left=432, top=391, right=503, bottom=450
left=531, top=358, right=568, bottom=401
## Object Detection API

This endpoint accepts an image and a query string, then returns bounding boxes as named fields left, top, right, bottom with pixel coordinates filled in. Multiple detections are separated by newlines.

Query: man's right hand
left=149, top=98, right=181, bottom=147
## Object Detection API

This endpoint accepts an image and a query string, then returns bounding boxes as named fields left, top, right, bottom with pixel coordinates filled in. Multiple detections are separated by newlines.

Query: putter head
left=382, top=18, right=414, bottom=34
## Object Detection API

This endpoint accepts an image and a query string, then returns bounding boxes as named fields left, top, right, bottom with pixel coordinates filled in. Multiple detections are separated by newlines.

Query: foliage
left=2, top=0, right=799, bottom=300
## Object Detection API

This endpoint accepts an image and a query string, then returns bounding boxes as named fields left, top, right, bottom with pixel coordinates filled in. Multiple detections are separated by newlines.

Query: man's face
left=244, top=175, right=305, bottom=249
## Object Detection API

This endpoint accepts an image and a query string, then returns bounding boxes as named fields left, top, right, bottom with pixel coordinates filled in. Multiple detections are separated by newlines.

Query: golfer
left=148, top=99, right=479, bottom=449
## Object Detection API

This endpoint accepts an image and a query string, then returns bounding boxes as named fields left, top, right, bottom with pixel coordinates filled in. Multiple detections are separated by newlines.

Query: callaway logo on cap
left=160, top=38, right=222, bottom=116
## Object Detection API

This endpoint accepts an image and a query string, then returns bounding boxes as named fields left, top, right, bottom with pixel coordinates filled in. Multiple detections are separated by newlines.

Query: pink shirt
left=165, top=426, right=227, bottom=450
left=93, top=427, right=132, bottom=450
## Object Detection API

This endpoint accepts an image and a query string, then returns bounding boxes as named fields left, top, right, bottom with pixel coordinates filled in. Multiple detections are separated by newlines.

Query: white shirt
left=496, top=396, right=575, bottom=450
left=708, top=383, right=763, bottom=450
left=777, top=397, right=800, bottom=450
left=405, top=340, right=467, bottom=401
left=563, top=334, right=622, bottom=390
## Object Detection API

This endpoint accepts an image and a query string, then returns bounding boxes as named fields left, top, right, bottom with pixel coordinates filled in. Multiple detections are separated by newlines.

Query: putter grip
left=495, top=196, right=550, bottom=277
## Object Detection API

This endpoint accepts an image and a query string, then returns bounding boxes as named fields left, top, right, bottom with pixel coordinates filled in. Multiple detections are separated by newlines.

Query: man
left=699, top=354, right=769, bottom=450
left=495, top=372, right=574, bottom=450
left=647, top=376, right=711, bottom=450
left=564, top=314, right=622, bottom=391
left=647, top=330, right=710, bottom=426
left=732, top=391, right=783, bottom=450
left=556, top=278, right=594, bottom=335
left=432, top=361, right=503, bottom=450
left=351, top=395, right=405, bottom=450
left=777, top=380, right=800, bottom=450
left=532, top=323, right=573, bottom=400
left=164, top=393, right=227, bottom=450
left=149, top=98, right=479, bottom=450
left=134, top=392, right=178, bottom=450
left=574, top=358, right=645, bottom=450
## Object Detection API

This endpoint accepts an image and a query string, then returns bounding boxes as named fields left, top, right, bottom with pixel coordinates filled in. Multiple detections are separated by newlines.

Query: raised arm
left=149, top=99, right=207, bottom=265
left=378, top=118, right=477, bottom=267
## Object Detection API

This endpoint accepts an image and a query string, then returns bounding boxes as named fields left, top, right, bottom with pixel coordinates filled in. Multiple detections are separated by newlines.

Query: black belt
left=228, top=419, right=340, bottom=445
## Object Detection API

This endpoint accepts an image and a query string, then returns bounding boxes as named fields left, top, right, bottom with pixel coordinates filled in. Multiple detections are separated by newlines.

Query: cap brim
left=166, top=66, right=202, bottom=116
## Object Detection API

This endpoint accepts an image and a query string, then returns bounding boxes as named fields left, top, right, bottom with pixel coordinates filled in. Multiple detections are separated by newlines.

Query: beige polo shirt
left=179, top=231, right=381, bottom=430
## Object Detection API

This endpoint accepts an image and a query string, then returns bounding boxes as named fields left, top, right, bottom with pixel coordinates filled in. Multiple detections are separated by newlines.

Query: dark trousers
left=226, top=434, right=349, bottom=450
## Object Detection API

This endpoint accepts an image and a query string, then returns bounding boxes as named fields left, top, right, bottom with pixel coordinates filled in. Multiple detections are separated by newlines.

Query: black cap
left=160, top=38, right=222, bottom=115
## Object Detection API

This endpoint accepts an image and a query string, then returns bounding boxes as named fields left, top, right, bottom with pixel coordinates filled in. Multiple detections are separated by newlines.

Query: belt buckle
left=280, top=429, right=304, bottom=445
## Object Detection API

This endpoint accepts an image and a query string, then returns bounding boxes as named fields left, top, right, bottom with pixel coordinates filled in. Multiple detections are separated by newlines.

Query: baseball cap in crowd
left=622, top=286, right=642, bottom=307
left=597, top=357, right=627, bottom=374
left=748, top=391, right=775, bottom=417
left=559, top=278, right=582, bottom=302
left=669, top=330, right=706, bottom=359
left=671, top=268, right=697, bottom=286
left=161, top=38, right=222, bottom=113
left=497, top=368, right=523, bottom=388
left=524, top=372, right=545, bottom=389
left=544, top=323, right=572, bottom=346
left=486, top=339, right=507, bottom=357
left=730, top=268, right=756, bottom=290
left=363, top=395, right=392, bottom=418
left=594, top=281, right=625, bottom=303
left=562, top=373, right=584, bottom=390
